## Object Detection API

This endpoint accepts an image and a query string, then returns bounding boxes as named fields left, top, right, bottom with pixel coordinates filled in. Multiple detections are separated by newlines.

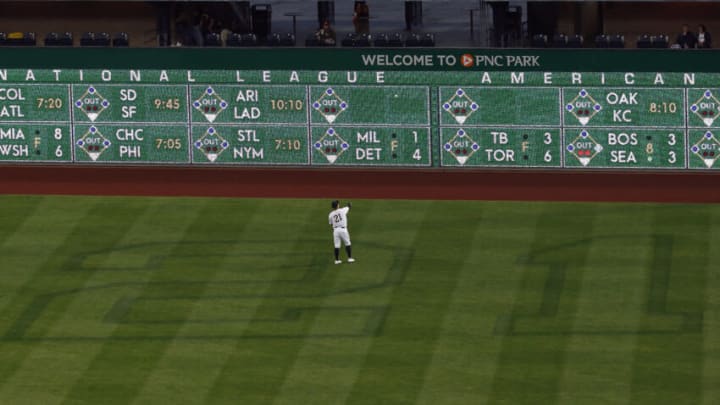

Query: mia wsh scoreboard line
left=3, top=48, right=720, bottom=170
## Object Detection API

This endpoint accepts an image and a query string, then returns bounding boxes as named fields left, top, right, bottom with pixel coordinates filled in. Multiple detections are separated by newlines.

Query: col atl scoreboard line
left=3, top=70, right=720, bottom=170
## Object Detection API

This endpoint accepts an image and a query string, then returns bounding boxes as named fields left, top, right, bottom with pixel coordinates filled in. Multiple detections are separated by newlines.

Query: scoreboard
left=3, top=48, right=720, bottom=170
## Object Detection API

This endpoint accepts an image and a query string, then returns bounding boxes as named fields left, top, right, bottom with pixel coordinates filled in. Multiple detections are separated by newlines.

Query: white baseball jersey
left=329, top=207, right=351, bottom=248
left=329, top=207, right=349, bottom=228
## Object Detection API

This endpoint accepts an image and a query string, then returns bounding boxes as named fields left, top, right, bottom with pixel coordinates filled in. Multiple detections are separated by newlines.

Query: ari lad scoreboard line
left=0, top=68, right=719, bottom=170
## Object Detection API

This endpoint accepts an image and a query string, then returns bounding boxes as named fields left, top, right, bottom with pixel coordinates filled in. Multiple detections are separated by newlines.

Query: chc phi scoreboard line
left=2, top=68, right=720, bottom=169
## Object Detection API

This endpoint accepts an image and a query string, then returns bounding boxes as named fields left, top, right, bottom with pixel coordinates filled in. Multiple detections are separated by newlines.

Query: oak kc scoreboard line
left=2, top=49, right=720, bottom=170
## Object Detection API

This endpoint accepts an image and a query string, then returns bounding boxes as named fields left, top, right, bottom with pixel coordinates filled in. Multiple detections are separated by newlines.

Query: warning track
left=1, top=166, right=719, bottom=203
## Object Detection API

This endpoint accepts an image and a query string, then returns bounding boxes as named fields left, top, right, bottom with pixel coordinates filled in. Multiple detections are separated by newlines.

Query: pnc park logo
left=461, top=54, right=474, bottom=68
left=456, top=53, right=541, bottom=68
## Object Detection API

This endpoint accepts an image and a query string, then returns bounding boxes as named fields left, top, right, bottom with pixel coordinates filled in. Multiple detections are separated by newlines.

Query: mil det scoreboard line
left=1, top=69, right=720, bottom=170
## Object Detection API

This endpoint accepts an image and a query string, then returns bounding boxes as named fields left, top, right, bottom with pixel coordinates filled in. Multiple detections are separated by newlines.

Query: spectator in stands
left=187, top=9, right=206, bottom=46
left=353, top=2, right=370, bottom=34
left=220, top=20, right=235, bottom=46
left=152, top=1, right=171, bottom=46
left=315, top=20, right=336, bottom=45
left=697, top=24, right=712, bottom=48
left=173, top=5, right=196, bottom=46
left=676, top=24, right=697, bottom=49
left=199, top=12, right=213, bottom=41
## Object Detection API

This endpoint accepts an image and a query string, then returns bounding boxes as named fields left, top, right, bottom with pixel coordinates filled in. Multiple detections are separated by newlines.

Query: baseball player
left=329, top=200, right=354, bottom=264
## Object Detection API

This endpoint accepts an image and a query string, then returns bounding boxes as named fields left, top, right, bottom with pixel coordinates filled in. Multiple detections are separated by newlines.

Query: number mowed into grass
left=0, top=195, right=716, bottom=404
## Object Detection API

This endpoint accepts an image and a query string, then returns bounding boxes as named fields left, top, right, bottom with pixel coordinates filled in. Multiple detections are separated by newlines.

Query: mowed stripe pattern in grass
left=0, top=195, right=717, bottom=404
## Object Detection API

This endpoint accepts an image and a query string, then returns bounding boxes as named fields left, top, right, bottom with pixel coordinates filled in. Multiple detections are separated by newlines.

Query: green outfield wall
left=1, top=48, right=720, bottom=169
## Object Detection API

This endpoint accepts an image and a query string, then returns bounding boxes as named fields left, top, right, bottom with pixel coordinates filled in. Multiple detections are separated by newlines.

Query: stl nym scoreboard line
left=3, top=48, right=720, bottom=170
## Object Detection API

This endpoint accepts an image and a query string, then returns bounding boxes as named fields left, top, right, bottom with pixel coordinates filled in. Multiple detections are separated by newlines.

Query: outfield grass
left=0, top=195, right=718, bottom=404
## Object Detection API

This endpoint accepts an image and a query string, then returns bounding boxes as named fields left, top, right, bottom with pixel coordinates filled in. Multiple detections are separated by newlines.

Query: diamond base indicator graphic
left=75, top=126, right=111, bottom=161
left=689, top=130, right=720, bottom=169
left=311, top=127, right=430, bottom=166
left=565, top=89, right=601, bottom=126
left=440, top=128, right=561, bottom=167
left=313, top=88, right=347, bottom=124
left=193, top=127, right=229, bottom=162
left=73, top=124, right=189, bottom=163
left=564, top=128, right=686, bottom=169
left=74, top=86, right=109, bottom=122
left=192, top=86, right=228, bottom=123
left=689, top=89, right=720, bottom=127
left=312, top=127, right=348, bottom=163
left=442, top=129, right=478, bottom=165
left=439, top=87, right=560, bottom=127
left=442, top=88, right=478, bottom=124
left=0, top=124, right=72, bottom=162
left=566, top=130, right=603, bottom=166
left=563, top=88, right=685, bottom=128
left=310, top=86, right=429, bottom=126
left=191, top=125, right=308, bottom=165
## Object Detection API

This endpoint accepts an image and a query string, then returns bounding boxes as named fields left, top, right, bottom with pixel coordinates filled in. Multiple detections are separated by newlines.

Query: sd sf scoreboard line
left=1, top=66, right=720, bottom=170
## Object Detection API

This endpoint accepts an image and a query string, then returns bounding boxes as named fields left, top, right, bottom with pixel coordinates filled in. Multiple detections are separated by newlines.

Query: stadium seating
left=608, top=34, right=625, bottom=48
left=552, top=33, right=567, bottom=48
left=0, top=19, right=671, bottom=50
left=567, top=34, right=583, bottom=48
left=227, top=33, right=258, bottom=47
left=226, top=33, right=242, bottom=46
left=636, top=34, right=668, bottom=49
left=405, top=33, right=420, bottom=46
left=594, top=34, right=608, bottom=48
left=373, top=33, right=389, bottom=47
left=341, top=33, right=371, bottom=47
left=305, top=35, right=319, bottom=47
left=637, top=34, right=652, bottom=48
left=652, top=34, right=669, bottom=48
left=80, top=32, right=110, bottom=47
left=420, top=33, right=435, bottom=47
left=112, top=32, right=129, bottom=47
left=373, top=33, right=404, bottom=47
left=44, top=32, right=73, bottom=46
left=531, top=34, right=547, bottom=48
left=305, top=34, right=336, bottom=47
left=268, top=33, right=296, bottom=46
left=0, top=32, right=36, bottom=46
left=204, top=32, right=222, bottom=47
left=0, top=4, right=697, bottom=50
left=405, top=33, right=434, bottom=47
